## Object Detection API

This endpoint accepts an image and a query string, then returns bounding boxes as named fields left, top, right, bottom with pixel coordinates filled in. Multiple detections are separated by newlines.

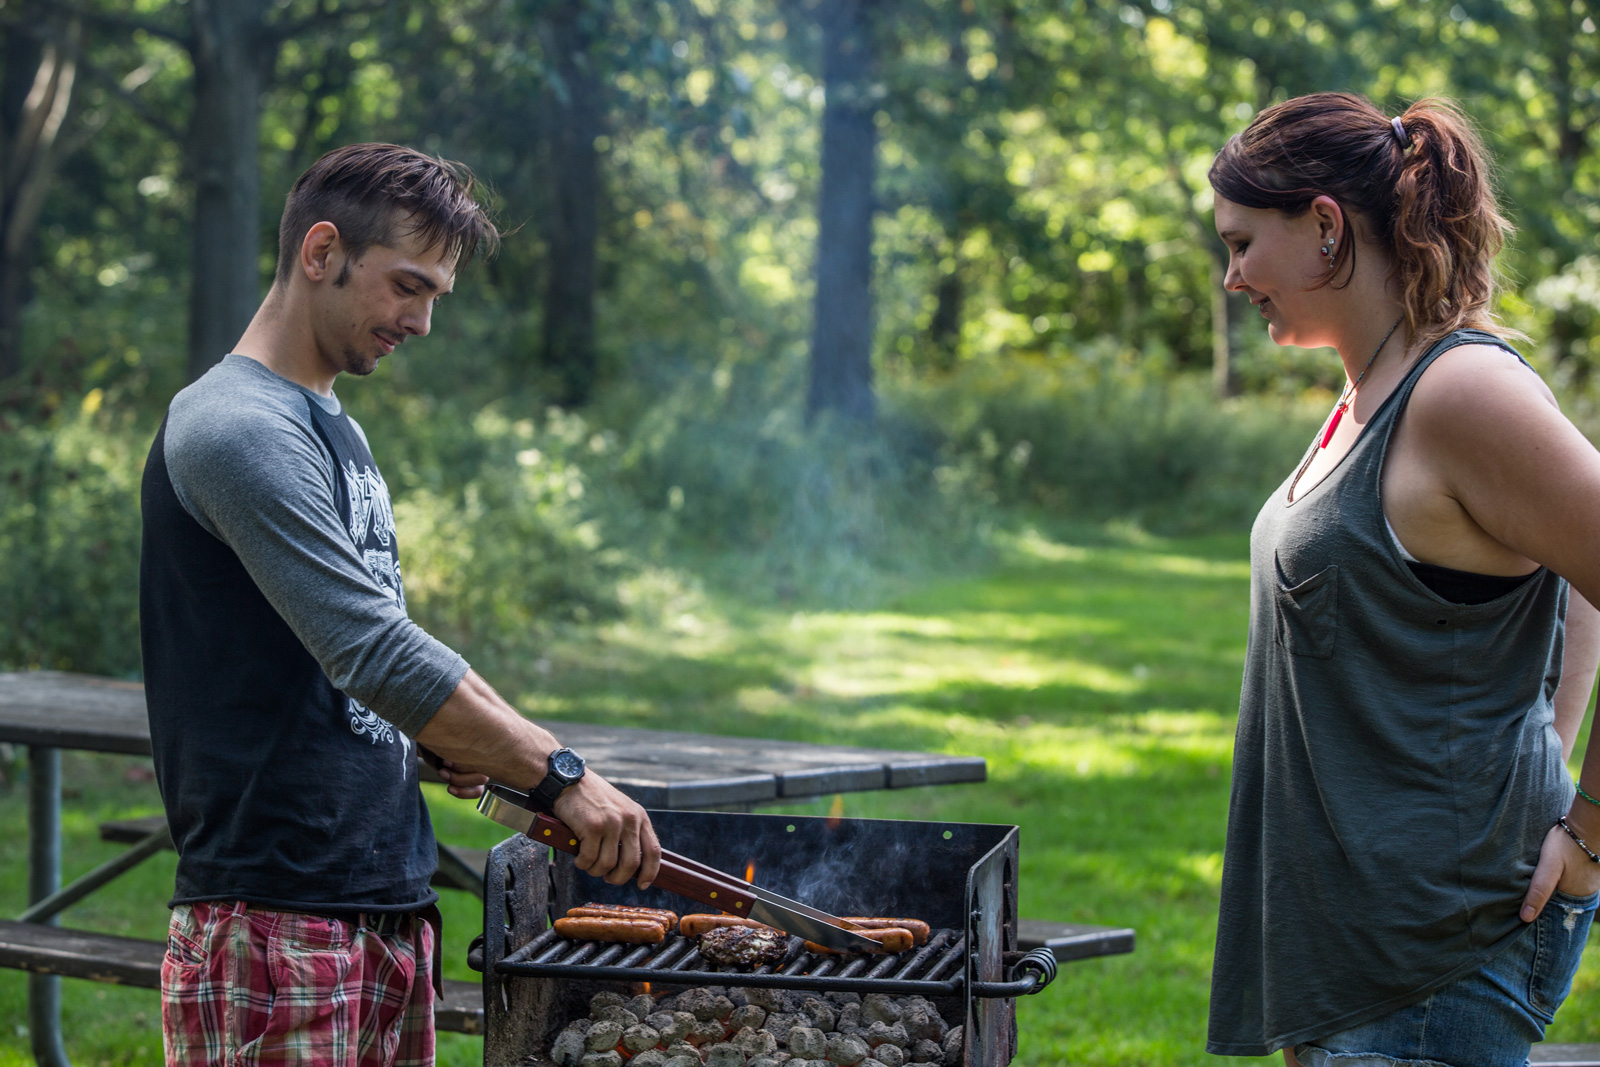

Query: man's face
left=310, top=227, right=456, bottom=379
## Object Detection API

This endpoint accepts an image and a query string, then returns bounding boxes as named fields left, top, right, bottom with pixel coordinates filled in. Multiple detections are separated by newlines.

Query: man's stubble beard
left=341, top=344, right=379, bottom=377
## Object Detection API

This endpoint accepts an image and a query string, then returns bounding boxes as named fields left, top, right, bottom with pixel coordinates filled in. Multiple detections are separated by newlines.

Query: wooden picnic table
left=0, top=670, right=987, bottom=1067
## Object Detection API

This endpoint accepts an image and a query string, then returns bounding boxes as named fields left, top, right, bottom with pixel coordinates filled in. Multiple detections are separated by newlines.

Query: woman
left=1206, top=91, right=1600, bottom=1067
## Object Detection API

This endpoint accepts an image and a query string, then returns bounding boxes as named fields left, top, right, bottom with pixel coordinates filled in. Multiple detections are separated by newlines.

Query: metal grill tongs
left=478, top=783, right=883, bottom=952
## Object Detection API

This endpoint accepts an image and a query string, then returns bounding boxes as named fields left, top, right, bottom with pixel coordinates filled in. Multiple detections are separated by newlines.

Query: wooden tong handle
left=528, top=812, right=761, bottom=917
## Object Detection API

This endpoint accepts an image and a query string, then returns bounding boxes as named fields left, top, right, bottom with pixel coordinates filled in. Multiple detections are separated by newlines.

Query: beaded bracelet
left=1558, top=816, right=1600, bottom=864
left=1577, top=781, right=1600, bottom=809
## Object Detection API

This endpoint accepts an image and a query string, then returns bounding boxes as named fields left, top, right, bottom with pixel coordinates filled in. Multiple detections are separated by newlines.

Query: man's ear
left=300, top=221, right=341, bottom=282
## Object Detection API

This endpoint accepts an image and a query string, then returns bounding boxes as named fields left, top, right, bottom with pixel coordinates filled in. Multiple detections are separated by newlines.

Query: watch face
left=551, top=748, right=585, bottom=781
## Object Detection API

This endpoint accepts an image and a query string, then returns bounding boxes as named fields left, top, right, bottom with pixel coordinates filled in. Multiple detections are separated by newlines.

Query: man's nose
left=403, top=301, right=432, bottom=337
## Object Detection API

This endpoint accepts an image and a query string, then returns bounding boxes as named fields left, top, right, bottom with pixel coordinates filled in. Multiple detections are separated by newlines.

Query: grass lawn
left=2, top=525, right=1597, bottom=1066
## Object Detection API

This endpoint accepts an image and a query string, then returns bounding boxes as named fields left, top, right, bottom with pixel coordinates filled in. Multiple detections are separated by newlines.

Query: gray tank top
left=1207, top=329, right=1573, bottom=1056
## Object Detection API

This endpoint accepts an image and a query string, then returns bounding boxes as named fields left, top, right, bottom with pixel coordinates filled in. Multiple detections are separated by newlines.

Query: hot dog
left=679, top=914, right=780, bottom=939
left=841, top=917, right=931, bottom=945
left=805, top=927, right=914, bottom=955
left=553, top=917, right=666, bottom=944
left=578, top=902, right=680, bottom=927
left=566, top=906, right=674, bottom=933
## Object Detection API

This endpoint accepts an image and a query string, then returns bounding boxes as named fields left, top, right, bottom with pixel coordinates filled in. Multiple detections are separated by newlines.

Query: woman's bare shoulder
left=1408, top=341, right=1558, bottom=424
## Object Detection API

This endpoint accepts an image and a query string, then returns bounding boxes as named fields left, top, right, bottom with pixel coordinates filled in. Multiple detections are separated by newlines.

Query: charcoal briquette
left=824, top=1033, right=870, bottom=1066
left=874, top=1046, right=905, bottom=1067
left=863, top=1022, right=908, bottom=1049
left=680, top=988, right=719, bottom=1021
left=703, top=1043, right=746, bottom=1067
left=860, top=995, right=901, bottom=1026
left=550, top=1029, right=588, bottom=1067
left=691, top=1019, right=730, bottom=1045
left=739, top=986, right=779, bottom=1011
left=909, top=1040, right=943, bottom=1064
left=596, top=1006, right=640, bottom=1027
left=590, top=992, right=628, bottom=1013
left=579, top=1053, right=623, bottom=1067
left=801, top=997, right=836, bottom=1033
left=662, top=1056, right=701, bottom=1067
left=712, top=995, right=736, bottom=1021
left=835, top=1004, right=862, bottom=1034
left=585, top=1020, right=624, bottom=1053
left=623, top=1024, right=662, bottom=1052
left=629, top=995, right=658, bottom=1021
left=941, top=1027, right=962, bottom=1067
left=787, top=1026, right=828, bottom=1060
left=630, top=1053, right=668, bottom=1067
left=729, top=1005, right=769, bottom=1032
left=732, top=1025, right=778, bottom=1057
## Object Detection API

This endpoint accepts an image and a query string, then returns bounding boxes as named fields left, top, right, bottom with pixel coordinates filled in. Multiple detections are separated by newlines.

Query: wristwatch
left=529, top=746, right=586, bottom=811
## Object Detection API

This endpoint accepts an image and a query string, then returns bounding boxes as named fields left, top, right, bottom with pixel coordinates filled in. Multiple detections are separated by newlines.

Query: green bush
left=605, top=357, right=992, bottom=601
left=894, top=349, right=1323, bottom=533
left=0, top=404, right=145, bottom=675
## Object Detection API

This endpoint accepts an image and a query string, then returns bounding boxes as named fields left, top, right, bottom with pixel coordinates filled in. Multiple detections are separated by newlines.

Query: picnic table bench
left=6, top=670, right=1094, bottom=1067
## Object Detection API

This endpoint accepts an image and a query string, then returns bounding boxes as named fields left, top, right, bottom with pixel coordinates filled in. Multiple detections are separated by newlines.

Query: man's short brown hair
left=275, top=143, right=499, bottom=283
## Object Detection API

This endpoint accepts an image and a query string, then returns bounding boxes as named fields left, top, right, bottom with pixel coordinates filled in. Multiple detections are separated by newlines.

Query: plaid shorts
left=160, top=901, right=435, bottom=1067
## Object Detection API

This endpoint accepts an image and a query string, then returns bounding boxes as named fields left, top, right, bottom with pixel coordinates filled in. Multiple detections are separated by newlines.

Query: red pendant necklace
left=1318, top=317, right=1403, bottom=449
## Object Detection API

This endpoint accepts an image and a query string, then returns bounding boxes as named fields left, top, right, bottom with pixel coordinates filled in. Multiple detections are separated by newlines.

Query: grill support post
left=484, top=834, right=556, bottom=1067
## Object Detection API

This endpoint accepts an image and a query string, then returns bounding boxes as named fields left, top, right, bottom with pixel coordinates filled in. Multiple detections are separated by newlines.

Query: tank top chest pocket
left=1274, top=553, right=1339, bottom=659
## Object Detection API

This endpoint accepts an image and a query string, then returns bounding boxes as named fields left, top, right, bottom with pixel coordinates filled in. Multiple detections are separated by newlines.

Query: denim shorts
left=1294, top=889, right=1598, bottom=1067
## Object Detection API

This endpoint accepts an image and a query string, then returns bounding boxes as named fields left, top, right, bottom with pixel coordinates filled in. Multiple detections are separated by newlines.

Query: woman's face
left=1213, top=195, right=1340, bottom=349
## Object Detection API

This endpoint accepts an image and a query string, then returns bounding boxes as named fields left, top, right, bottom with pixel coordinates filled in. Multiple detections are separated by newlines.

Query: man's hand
left=552, top=773, right=661, bottom=889
left=436, top=758, right=490, bottom=800
left=1521, top=818, right=1600, bottom=921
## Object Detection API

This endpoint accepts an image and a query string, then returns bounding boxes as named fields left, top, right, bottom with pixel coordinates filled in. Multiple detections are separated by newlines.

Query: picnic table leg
left=27, top=745, right=70, bottom=1067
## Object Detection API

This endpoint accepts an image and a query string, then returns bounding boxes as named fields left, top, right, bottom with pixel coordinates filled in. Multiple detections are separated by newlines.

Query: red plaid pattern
left=161, top=901, right=435, bottom=1067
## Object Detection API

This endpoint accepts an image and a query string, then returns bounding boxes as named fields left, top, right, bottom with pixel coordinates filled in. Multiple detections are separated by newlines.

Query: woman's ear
left=1309, top=194, right=1344, bottom=247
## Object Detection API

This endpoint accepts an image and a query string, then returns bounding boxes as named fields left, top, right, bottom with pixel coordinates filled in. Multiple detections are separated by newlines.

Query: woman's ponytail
left=1389, top=100, right=1512, bottom=346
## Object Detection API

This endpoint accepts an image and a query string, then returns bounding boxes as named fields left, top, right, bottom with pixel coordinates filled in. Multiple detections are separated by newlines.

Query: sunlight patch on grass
left=1000, top=526, right=1092, bottom=563
left=844, top=706, right=1236, bottom=781
left=805, top=653, right=1140, bottom=699
left=1178, top=851, right=1225, bottom=889
left=1105, top=550, right=1251, bottom=581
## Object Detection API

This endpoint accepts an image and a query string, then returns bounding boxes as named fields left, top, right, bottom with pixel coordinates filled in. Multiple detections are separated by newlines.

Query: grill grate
left=494, top=928, right=970, bottom=996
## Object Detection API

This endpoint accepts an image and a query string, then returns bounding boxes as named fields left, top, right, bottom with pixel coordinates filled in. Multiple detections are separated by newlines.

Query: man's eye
left=397, top=284, right=417, bottom=297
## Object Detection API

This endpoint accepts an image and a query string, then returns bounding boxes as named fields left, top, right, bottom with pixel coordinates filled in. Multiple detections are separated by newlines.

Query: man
left=139, top=143, right=660, bottom=1067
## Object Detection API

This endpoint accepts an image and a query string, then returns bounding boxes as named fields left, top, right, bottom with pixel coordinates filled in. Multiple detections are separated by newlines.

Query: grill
left=474, top=809, right=1060, bottom=1066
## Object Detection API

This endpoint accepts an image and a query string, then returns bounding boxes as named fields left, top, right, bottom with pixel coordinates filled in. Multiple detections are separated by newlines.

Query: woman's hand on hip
left=1522, top=819, right=1600, bottom=921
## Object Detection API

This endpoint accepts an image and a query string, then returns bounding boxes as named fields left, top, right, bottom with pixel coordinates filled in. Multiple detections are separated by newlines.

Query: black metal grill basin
left=477, top=810, right=1058, bottom=1067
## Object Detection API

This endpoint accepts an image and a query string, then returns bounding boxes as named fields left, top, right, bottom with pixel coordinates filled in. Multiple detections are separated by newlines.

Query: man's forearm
left=414, top=668, right=559, bottom=790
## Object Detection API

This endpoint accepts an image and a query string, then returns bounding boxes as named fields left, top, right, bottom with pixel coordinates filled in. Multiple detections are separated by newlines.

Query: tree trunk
left=806, top=0, right=877, bottom=424
left=0, top=16, right=78, bottom=380
left=928, top=267, right=962, bottom=370
left=1209, top=249, right=1235, bottom=398
left=185, top=0, right=274, bottom=382
left=537, top=0, right=602, bottom=407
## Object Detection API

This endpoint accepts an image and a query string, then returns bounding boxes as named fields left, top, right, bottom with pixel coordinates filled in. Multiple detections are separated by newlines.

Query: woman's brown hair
left=1209, top=92, right=1513, bottom=347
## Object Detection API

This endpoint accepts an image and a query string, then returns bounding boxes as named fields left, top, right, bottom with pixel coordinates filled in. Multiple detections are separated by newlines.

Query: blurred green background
left=6, top=0, right=1600, bottom=1063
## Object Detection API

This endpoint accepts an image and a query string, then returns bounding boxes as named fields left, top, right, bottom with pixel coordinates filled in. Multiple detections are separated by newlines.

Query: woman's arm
left=1404, top=345, right=1600, bottom=915
left=1555, top=591, right=1600, bottom=763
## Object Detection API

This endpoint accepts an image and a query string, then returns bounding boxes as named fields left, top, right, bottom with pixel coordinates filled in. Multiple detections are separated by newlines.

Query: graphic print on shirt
left=339, top=456, right=411, bottom=773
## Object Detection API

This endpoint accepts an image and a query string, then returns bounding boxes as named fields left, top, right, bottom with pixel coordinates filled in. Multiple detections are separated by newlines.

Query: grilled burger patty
left=695, top=924, right=788, bottom=966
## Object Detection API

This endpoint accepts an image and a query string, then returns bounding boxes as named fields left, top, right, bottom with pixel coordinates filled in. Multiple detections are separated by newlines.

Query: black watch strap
left=530, top=747, right=585, bottom=811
